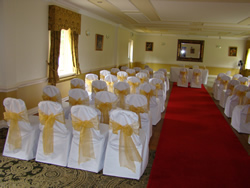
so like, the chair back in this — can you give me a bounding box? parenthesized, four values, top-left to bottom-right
(92, 80, 107, 93)
(140, 69, 150, 78)
(238, 77, 248, 86)
(114, 82, 130, 109)
(120, 66, 129, 71)
(133, 67, 141, 73)
(153, 72, 165, 83)
(104, 74, 118, 93)
(42, 85, 62, 104)
(232, 74, 243, 80)
(127, 76, 141, 94)
(95, 91, 118, 124)
(69, 89, 89, 106)
(110, 68, 120, 75)
(85, 74, 98, 93)
(126, 68, 136, 76)
(232, 85, 249, 105)
(117, 71, 128, 82)
(100, 70, 110, 81)
(136, 72, 148, 84)
(145, 67, 153, 78)
(70, 78, 85, 89)
(139, 83, 155, 109)
(220, 75, 231, 90)
(158, 68, 167, 77)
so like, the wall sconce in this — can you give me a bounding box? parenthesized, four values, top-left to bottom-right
(85, 30, 90, 36)
(106, 34, 110, 39)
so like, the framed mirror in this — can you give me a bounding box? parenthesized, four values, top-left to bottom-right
(177, 39, 204, 62)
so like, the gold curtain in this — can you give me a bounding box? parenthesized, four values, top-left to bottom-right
(48, 5, 81, 85)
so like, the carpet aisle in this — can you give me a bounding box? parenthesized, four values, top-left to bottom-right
(147, 83, 250, 188)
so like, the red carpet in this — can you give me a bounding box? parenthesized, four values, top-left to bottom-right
(147, 84, 250, 188)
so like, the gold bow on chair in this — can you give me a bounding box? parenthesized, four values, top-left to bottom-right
(139, 77, 147, 84)
(180, 71, 187, 85)
(236, 91, 247, 105)
(85, 78, 93, 92)
(140, 89, 154, 110)
(154, 83, 162, 98)
(227, 85, 235, 96)
(117, 75, 127, 82)
(92, 86, 106, 94)
(69, 96, 89, 106)
(42, 93, 58, 102)
(106, 81, 114, 93)
(193, 72, 201, 85)
(109, 120, 142, 173)
(4, 110, 29, 150)
(221, 80, 229, 90)
(129, 105, 148, 128)
(71, 115, 99, 164)
(240, 81, 248, 86)
(70, 83, 82, 89)
(127, 81, 139, 94)
(100, 74, 105, 80)
(127, 72, 135, 76)
(115, 88, 129, 109)
(95, 99, 114, 124)
(39, 110, 65, 155)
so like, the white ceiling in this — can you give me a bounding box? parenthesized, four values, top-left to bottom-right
(54, 0, 250, 38)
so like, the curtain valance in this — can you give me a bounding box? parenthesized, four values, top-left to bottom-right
(49, 5, 81, 34)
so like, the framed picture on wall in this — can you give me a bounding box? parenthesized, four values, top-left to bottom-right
(96, 34, 104, 51)
(146, 42, 153, 51)
(228, 46, 237, 56)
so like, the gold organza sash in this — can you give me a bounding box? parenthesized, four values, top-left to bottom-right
(85, 78, 93, 92)
(154, 83, 162, 98)
(240, 81, 248, 86)
(221, 80, 229, 90)
(139, 77, 147, 84)
(129, 105, 148, 128)
(127, 81, 139, 94)
(42, 92, 59, 103)
(109, 120, 142, 173)
(180, 71, 187, 84)
(236, 91, 246, 105)
(115, 88, 129, 109)
(95, 99, 114, 123)
(69, 96, 89, 106)
(193, 72, 201, 84)
(106, 81, 114, 93)
(4, 110, 29, 150)
(127, 72, 135, 76)
(227, 85, 235, 96)
(70, 83, 82, 89)
(117, 75, 127, 82)
(100, 74, 105, 80)
(71, 115, 99, 164)
(140, 90, 154, 109)
(92, 87, 106, 94)
(39, 110, 65, 155)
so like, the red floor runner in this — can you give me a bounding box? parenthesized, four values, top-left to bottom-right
(147, 84, 250, 188)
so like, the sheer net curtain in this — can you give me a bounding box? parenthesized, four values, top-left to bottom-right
(48, 5, 81, 85)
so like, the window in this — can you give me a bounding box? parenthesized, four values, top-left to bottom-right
(58, 29, 74, 77)
(245, 48, 250, 69)
(128, 40, 133, 63)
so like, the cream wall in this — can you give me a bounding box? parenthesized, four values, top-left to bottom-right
(133, 34, 246, 69)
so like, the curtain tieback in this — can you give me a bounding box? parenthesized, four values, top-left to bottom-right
(39, 110, 65, 155)
(4, 110, 29, 150)
(71, 115, 99, 164)
(109, 120, 142, 173)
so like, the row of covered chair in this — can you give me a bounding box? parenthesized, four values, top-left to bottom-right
(212, 73, 250, 145)
(3, 97, 149, 179)
(177, 68, 203, 88)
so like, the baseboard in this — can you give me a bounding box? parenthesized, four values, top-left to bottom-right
(0, 120, 8, 129)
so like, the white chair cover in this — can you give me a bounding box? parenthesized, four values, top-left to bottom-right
(232, 74, 243, 80)
(70, 78, 85, 89)
(67, 105, 109, 172)
(139, 83, 161, 125)
(111, 68, 120, 75)
(125, 94, 152, 143)
(126, 69, 136, 76)
(150, 78, 165, 112)
(133, 67, 141, 73)
(219, 80, 240, 108)
(136, 72, 149, 84)
(238, 77, 248, 86)
(231, 92, 250, 134)
(140, 69, 150, 78)
(64, 89, 89, 119)
(91, 80, 107, 105)
(35, 101, 72, 166)
(85, 73, 98, 93)
(42, 85, 62, 104)
(224, 85, 249, 118)
(3, 98, 40, 160)
(103, 109, 149, 180)
(120, 66, 129, 71)
(158, 68, 170, 90)
(190, 69, 203, 88)
(127, 76, 141, 94)
(145, 67, 153, 78)
(177, 68, 189, 87)
(225, 71, 231, 76)
(214, 75, 231, 100)
(117, 71, 128, 82)
(95, 91, 118, 124)
(100, 70, 110, 81)
(104, 74, 118, 93)
(193, 65, 199, 69)
(213, 73, 226, 97)
(154, 72, 168, 93)
(114, 82, 130, 109)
